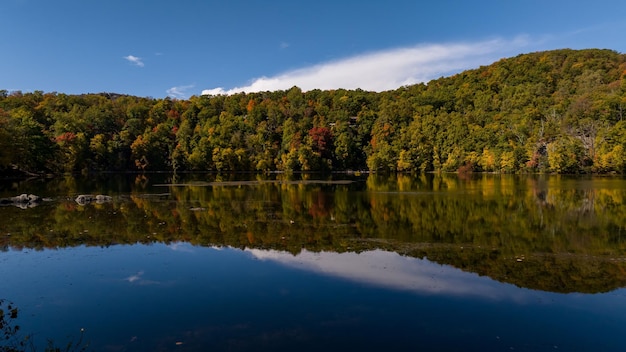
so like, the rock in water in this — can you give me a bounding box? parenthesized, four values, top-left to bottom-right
(10, 194, 29, 203)
(75, 195, 94, 205)
(95, 195, 112, 203)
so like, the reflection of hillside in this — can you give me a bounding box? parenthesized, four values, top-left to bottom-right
(1, 174, 626, 294)
(347, 239, 626, 294)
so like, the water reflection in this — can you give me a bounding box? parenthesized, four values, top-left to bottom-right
(1, 173, 626, 294)
(2, 243, 626, 352)
(248, 248, 538, 302)
(3, 172, 626, 350)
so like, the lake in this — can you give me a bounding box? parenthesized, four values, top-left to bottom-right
(1, 173, 626, 351)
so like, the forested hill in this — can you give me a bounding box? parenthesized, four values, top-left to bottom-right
(1, 48, 625, 175)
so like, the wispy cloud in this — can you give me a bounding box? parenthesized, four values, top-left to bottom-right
(202, 36, 531, 95)
(167, 84, 195, 99)
(124, 55, 145, 67)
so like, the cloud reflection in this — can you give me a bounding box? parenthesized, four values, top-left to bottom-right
(167, 242, 195, 252)
(125, 270, 144, 283)
(124, 270, 161, 285)
(247, 249, 538, 302)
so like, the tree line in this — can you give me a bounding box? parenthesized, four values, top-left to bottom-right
(1, 48, 625, 175)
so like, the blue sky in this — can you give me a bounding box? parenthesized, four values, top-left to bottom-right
(2, 0, 625, 99)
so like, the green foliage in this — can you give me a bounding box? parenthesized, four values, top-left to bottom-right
(1, 49, 626, 175)
(0, 111, 15, 169)
(547, 136, 586, 173)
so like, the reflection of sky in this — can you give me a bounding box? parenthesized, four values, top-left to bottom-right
(247, 248, 543, 302)
(167, 242, 196, 252)
(3, 243, 626, 351)
(123, 270, 164, 285)
(125, 270, 144, 283)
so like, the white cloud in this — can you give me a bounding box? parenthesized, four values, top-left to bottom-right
(124, 55, 144, 67)
(201, 87, 229, 96)
(167, 84, 195, 99)
(201, 36, 531, 95)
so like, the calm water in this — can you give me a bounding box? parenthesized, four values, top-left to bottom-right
(1, 173, 626, 351)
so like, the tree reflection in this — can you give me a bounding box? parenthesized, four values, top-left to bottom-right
(0, 300, 88, 352)
(1, 173, 626, 293)
(0, 299, 26, 352)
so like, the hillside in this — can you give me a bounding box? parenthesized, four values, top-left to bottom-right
(1, 48, 625, 175)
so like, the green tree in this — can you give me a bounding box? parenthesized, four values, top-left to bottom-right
(547, 136, 585, 173)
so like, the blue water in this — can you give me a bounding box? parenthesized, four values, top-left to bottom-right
(2, 243, 626, 351)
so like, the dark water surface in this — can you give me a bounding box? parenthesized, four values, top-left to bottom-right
(1, 173, 626, 351)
